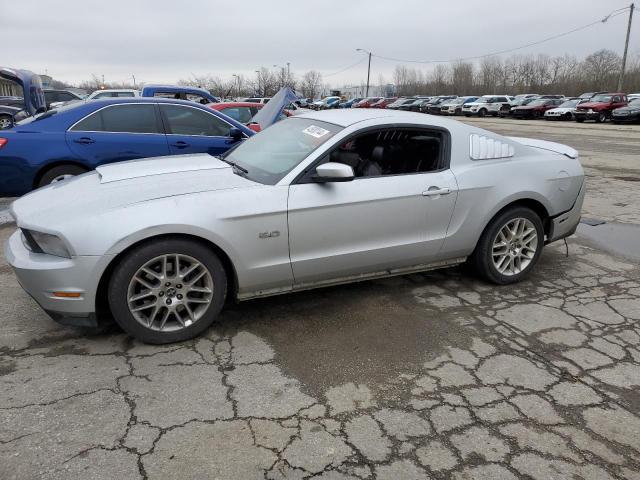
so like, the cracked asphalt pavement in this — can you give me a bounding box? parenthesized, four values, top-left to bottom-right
(1, 119, 640, 479)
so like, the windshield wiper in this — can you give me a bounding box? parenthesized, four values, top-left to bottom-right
(219, 157, 248, 174)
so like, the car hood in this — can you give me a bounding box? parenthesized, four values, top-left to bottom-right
(546, 107, 574, 113)
(576, 102, 607, 109)
(11, 154, 259, 231)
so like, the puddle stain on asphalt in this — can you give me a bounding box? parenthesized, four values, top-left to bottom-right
(220, 275, 472, 397)
(577, 222, 640, 261)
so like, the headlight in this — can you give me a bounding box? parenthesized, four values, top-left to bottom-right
(588, 109, 594, 113)
(21, 229, 71, 258)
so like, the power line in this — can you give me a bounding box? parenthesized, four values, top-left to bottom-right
(322, 57, 366, 77)
(371, 6, 631, 65)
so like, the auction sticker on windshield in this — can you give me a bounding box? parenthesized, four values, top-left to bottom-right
(302, 125, 330, 138)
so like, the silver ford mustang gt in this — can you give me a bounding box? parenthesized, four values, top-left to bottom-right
(6, 110, 584, 343)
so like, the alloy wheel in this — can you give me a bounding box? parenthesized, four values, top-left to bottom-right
(127, 254, 214, 332)
(0, 116, 11, 129)
(51, 174, 75, 183)
(491, 218, 538, 276)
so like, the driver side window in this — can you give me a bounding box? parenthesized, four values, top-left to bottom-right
(313, 128, 447, 181)
(161, 104, 231, 136)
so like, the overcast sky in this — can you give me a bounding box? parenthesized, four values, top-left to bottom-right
(2, 0, 638, 87)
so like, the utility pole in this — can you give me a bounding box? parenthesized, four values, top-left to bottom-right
(286, 62, 290, 87)
(356, 49, 372, 96)
(618, 3, 635, 91)
(132, 74, 136, 88)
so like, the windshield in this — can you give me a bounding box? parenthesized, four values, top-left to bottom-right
(222, 118, 342, 185)
(16, 100, 81, 125)
(591, 95, 613, 102)
(527, 100, 546, 106)
(558, 100, 579, 108)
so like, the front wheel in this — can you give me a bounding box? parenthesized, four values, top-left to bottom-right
(596, 112, 607, 123)
(108, 238, 227, 343)
(478, 108, 487, 118)
(469, 207, 544, 284)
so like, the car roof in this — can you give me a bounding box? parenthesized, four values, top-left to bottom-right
(296, 108, 464, 128)
(209, 102, 263, 109)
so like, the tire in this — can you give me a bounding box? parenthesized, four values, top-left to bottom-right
(576, 118, 584, 123)
(596, 112, 607, 123)
(0, 114, 12, 130)
(38, 164, 88, 188)
(564, 112, 573, 121)
(469, 206, 544, 285)
(478, 108, 487, 118)
(108, 238, 227, 343)
(464, 113, 471, 117)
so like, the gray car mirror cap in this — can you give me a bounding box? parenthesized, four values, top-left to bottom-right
(313, 162, 355, 183)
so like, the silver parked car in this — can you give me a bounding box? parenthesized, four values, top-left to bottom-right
(6, 110, 585, 343)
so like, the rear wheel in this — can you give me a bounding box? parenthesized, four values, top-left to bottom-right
(470, 207, 544, 285)
(108, 238, 227, 343)
(38, 164, 88, 188)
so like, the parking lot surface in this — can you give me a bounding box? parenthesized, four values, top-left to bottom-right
(1, 119, 640, 479)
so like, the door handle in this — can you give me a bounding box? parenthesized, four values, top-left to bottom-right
(170, 141, 189, 148)
(73, 137, 95, 144)
(423, 187, 451, 197)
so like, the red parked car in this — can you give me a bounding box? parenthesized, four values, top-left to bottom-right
(353, 97, 382, 108)
(208, 102, 289, 132)
(370, 97, 398, 109)
(511, 98, 564, 119)
(574, 93, 628, 123)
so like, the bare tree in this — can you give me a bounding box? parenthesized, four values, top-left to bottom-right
(583, 49, 621, 90)
(300, 70, 323, 99)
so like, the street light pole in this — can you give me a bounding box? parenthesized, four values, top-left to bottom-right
(618, 3, 635, 91)
(255, 70, 261, 96)
(356, 49, 372, 97)
(232, 74, 240, 99)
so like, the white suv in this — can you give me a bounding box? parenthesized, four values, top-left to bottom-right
(462, 95, 514, 117)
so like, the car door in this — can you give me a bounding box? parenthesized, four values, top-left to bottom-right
(287, 128, 459, 285)
(160, 104, 240, 156)
(66, 103, 170, 166)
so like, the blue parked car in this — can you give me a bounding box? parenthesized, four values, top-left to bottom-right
(0, 67, 47, 129)
(141, 85, 220, 104)
(0, 98, 253, 196)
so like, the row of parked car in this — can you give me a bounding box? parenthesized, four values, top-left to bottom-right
(311, 91, 640, 124)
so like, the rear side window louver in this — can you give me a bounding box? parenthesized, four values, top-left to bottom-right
(469, 134, 514, 160)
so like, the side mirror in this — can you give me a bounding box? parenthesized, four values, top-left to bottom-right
(247, 122, 261, 133)
(312, 162, 355, 183)
(228, 127, 244, 141)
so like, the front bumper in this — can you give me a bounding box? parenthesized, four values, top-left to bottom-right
(574, 111, 599, 121)
(5, 230, 109, 327)
(547, 181, 586, 243)
(612, 113, 640, 123)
